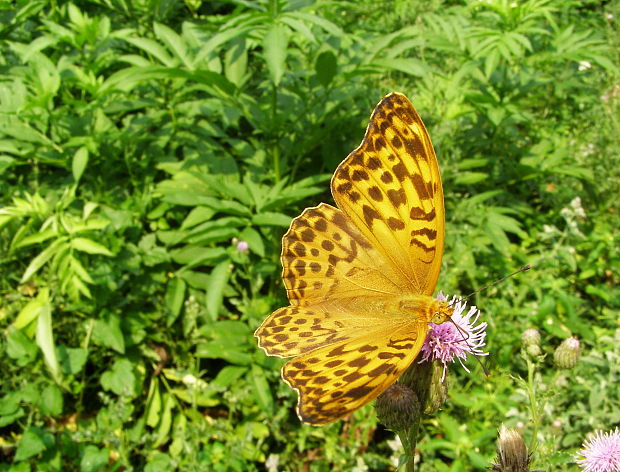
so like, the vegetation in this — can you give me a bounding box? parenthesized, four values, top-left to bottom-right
(0, 0, 618, 470)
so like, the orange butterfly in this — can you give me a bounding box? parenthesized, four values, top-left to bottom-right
(255, 93, 452, 425)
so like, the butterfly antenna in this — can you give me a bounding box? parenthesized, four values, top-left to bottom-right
(449, 318, 490, 377)
(464, 265, 532, 300)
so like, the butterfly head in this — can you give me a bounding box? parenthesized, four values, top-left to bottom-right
(430, 299, 454, 325)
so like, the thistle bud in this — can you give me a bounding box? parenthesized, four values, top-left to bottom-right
(489, 425, 531, 471)
(521, 329, 541, 346)
(375, 383, 420, 431)
(553, 337, 580, 369)
(526, 344, 542, 358)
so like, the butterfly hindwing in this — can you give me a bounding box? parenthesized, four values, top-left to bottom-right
(282, 321, 428, 425)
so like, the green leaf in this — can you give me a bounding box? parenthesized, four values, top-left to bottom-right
(315, 50, 337, 87)
(20, 237, 69, 283)
(123, 37, 176, 66)
(101, 358, 137, 397)
(206, 261, 230, 320)
(211, 366, 248, 388)
(39, 384, 63, 416)
(13, 294, 45, 329)
(165, 277, 186, 326)
(0, 407, 25, 428)
(12, 229, 57, 249)
(72, 146, 89, 182)
(196, 343, 252, 365)
(14, 427, 48, 461)
(239, 227, 265, 257)
(178, 270, 211, 289)
(93, 312, 125, 354)
(0, 392, 23, 416)
(154, 22, 190, 68)
(35, 290, 60, 382)
(6, 326, 37, 364)
(484, 219, 510, 254)
(252, 212, 292, 227)
(263, 23, 288, 85)
(98, 66, 234, 96)
(169, 246, 227, 266)
(57, 345, 88, 375)
(454, 171, 488, 185)
(80, 445, 109, 472)
(71, 237, 113, 256)
(145, 378, 162, 427)
(372, 57, 430, 77)
(153, 393, 174, 447)
(144, 453, 173, 472)
(224, 37, 248, 87)
(250, 364, 274, 415)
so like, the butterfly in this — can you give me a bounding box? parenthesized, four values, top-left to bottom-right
(255, 92, 453, 426)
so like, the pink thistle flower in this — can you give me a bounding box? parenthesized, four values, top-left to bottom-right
(419, 292, 488, 379)
(576, 428, 620, 472)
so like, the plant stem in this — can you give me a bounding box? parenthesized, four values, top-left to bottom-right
(400, 414, 422, 472)
(396, 359, 435, 471)
(526, 357, 541, 454)
(271, 83, 280, 182)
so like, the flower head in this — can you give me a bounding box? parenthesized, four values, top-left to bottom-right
(375, 383, 420, 431)
(490, 425, 531, 472)
(576, 428, 620, 472)
(420, 292, 488, 378)
(236, 240, 249, 253)
(521, 328, 541, 346)
(554, 337, 581, 369)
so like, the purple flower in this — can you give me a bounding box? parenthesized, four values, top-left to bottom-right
(419, 292, 488, 379)
(576, 428, 620, 472)
(236, 240, 249, 253)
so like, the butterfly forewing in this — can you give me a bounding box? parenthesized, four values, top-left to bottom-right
(331, 93, 445, 296)
(279, 203, 411, 305)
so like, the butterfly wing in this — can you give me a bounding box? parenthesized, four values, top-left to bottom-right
(281, 320, 428, 425)
(280, 203, 411, 305)
(331, 92, 445, 296)
(255, 202, 415, 358)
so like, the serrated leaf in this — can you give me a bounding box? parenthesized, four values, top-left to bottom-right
(263, 23, 288, 85)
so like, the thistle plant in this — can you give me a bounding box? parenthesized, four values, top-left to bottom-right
(376, 294, 488, 471)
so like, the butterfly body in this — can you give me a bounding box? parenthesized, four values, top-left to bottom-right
(255, 93, 449, 425)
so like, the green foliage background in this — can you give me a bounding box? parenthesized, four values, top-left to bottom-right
(0, 0, 618, 470)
